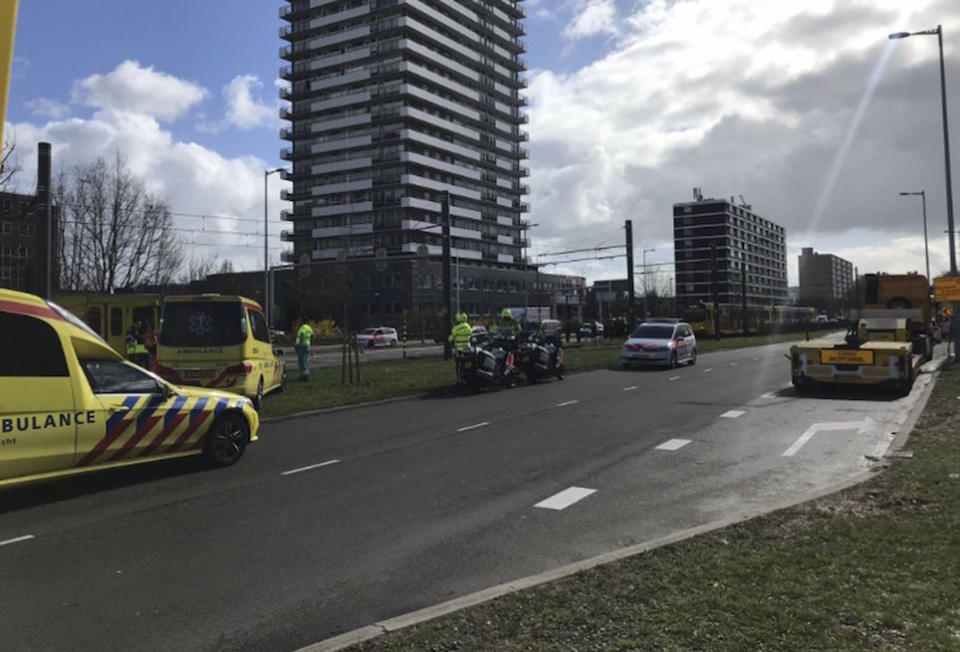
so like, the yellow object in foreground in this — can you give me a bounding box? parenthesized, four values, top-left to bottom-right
(0, 0, 18, 145)
(0, 289, 259, 489)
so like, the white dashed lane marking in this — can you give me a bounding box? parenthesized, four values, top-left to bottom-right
(669, 376, 681, 382)
(721, 410, 746, 419)
(281, 459, 341, 476)
(457, 422, 490, 432)
(703, 368, 713, 374)
(730, 362, 739, 367)
(622, 386, 638, 391)
(534, 487, 597, 511)
(655, 438, 691, 451)
(556, 400, 580, 408)
(0, 535, 35, 548)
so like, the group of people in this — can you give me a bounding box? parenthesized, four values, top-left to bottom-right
(448, 309, 519, 353)
(290, 310, 521, 384)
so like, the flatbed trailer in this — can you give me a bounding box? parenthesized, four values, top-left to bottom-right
(790, 334, 923, 395)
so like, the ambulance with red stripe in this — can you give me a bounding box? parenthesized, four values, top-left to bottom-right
(155, 295, 285, 409)
(0, 289, 259, 489)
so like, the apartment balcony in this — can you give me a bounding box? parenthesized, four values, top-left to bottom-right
(517, 93, 528, 106)
(518, 238, 529, 248)
(280, 106, 291, 120)
(280, 230, 296, 242)
(279, 45, 292, 59)
(517, 147, 530, 159)
(279, 147, 293, 161)
(517, 165, 530, 177)
(514, 183, 530, 194)
(518, 113, 529, 124)
(281, 250, 296, 263)
(279, 25, 292, 39)
(517, 131, 529, 142)
(279, 169, 294, 181)
(519, 219, 533, 229)
(281, 188, 311, 202)
(279, 127, 293, 140)
(279, 65, 292, 80)
(278, 86, 292, 100)
(279, 5, 290, 19)
(516, 202, 531, 212)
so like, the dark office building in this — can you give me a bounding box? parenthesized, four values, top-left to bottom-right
(798, 247, 854, 311)
(674, 194, 788, 308)
(0, 143, 58, 296)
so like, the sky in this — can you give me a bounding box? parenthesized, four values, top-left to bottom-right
(4, 0, 960, 288)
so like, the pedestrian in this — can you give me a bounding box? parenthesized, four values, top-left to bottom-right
(295, 316, 314, 381)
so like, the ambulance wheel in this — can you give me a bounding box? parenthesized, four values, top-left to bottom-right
(204, 412, 249, 467)
(253, 377, 264, 411)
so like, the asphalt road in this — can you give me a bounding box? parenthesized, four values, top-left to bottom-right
(0, 339, 937, 651)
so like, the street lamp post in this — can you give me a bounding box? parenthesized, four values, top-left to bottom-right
(264, 167, 285, 327)
(899, 191, 931, 283)
(890, 25, 957, 354)
(642, 248, 655, 319)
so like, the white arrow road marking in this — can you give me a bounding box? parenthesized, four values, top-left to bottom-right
(783, 418, 876, 457)
(457, 422, 489, 432)
(655, 438, 691, 451)
(282, 459, 341, 476)
(535, 487, 597, 511)
(0, 535, 34, 547)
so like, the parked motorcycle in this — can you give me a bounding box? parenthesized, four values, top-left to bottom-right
(516, 333, 564, 383)
(457, 335, 520, 392)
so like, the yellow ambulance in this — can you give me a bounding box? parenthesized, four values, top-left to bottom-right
(0, 289, 259, 489)
(155, 295, 285, 410)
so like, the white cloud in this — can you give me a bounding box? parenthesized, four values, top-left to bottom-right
(73, 60, 207, 122)
(24, 98, 70, 120)
(564, 0, 618, 39)
(223, 74, 277, 130)
(525, 0, 960, 286)
(8, 63, 289, 271)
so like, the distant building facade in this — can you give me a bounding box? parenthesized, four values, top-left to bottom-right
(673, 194, 788, 308)
(797, 247, 854, 311)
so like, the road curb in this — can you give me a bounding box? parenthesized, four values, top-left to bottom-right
(294, 473, 877, 652)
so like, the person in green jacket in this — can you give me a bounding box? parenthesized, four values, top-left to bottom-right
(449, 312, 473, 353)
(295, 317, 314, 381)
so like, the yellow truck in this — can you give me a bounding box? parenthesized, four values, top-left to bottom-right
(789, 273, 932, 395)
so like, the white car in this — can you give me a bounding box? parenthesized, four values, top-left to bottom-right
(356, 327, 399, 348)
(621, 321, 697, 369)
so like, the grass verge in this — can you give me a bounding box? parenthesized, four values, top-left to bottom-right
(352, 363, 960, 651)
(262, 332, 809, 419)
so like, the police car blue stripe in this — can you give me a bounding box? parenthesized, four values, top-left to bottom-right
(213, 398, 229, 416)
(136, 395, 167, 433)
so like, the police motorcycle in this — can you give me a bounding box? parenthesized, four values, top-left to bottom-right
(456, 332, 520, 392)
(515, 328, 565, 383)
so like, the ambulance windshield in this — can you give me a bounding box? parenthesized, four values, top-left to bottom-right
(159, 301, 245, 348)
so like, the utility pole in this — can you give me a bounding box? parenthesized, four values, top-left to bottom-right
(625, 219, 636, 329)
(37, 142, 52, 298)
(441, 191, 452, 360)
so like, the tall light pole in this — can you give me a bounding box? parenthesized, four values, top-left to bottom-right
(890, 27, 955, 271)
(642, 247, 655, 319)
(899, 191, 930, 283)
(264, 167, 285, 327)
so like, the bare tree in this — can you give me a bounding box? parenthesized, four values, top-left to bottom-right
(182, 253, 222, 283)
(0, 139, 22, 191)
(58, 152, 182, 291)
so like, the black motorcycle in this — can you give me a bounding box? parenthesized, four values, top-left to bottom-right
(516, 332, 564, 383)
(457, 335, 520, 392)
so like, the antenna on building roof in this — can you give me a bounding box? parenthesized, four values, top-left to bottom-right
(693, 187, 703, 201)
(739, 194, 752, 210)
